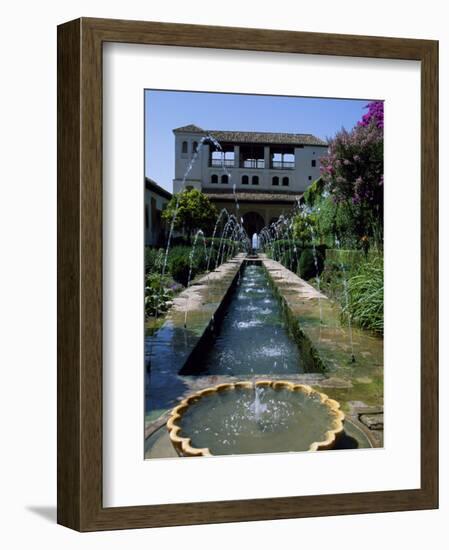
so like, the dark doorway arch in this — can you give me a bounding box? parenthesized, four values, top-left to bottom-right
(242, 211, 265, 236)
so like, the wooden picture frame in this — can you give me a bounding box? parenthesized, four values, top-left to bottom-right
(57, 17, 438, 531)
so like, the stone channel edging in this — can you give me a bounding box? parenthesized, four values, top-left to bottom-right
(260, 254, 383, 376)
(145, 254, 245, 369)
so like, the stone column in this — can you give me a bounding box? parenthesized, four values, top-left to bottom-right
(264, 146, 270, 169)
(203, 144, 210, 167)
(234, 144, 240, 168)
(202, 144, 210, 188)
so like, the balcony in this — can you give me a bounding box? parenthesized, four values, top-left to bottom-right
(242, 159, 265, 169)
(209, 159, 295, 170)
(209, 154, 295, 170)
(271, 161, 295, 170)
(210, 158, 235, 167)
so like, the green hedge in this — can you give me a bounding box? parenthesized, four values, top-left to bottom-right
(168, 246, 205, 286)
(145, 239, 240, 289)
(299, 248, 324, 280)
(266, 240, 326, 277)
(324, 249, 366, 270)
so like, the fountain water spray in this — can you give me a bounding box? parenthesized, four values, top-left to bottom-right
(216, 215, 237, 269)
(184, 229, 209, 328)
(155, 133, 244, 319)
(156, 135, 212, 318)
(335, 235, 355, 363)
(309, 225, 323, 323)
(206, 208, 230, 272)
(251, 384, 267, 422)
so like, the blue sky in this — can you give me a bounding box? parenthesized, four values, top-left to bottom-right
(145, 90, 370, 192)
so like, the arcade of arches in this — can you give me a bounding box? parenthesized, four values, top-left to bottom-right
(242, 212, 265, 236)
(204, 196, 298, 237)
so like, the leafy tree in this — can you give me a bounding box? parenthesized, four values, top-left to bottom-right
(162, 188, 218, 240)
(303, 177, 326, 207)
(292, 210, 317, 245)
(314, 196, 357, 248)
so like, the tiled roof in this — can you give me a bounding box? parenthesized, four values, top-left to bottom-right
(145, 177, 172, 200)
(204, 191, 303, 203)
(173, 124, 327, 147)
(173, 124, 204, 133)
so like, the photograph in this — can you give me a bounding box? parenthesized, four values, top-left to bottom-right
(0, 0, 442, 539)
(144, 90, 384, 459)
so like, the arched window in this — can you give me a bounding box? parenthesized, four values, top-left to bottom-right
(211, 174, 218, 184)
(221, 174, 229, 184)
(272, 176, 279, 186)
(252, 175, 259, 185)
(282, 177, 289, 186)
(242, 175, 249, 185)
(192, 141, 198, 155)
(182, 141, 188, 154)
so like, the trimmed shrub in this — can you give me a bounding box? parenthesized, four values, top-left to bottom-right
(170, 258, 190, 286)
(168, 246, 193, 286)
(267, 240, 327, 277)
(168, 245, 208, 286)
(280, 245, 301, 273)
(298, 248, 324, 280)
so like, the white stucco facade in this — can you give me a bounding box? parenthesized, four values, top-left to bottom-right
(172, 125, 328, 195)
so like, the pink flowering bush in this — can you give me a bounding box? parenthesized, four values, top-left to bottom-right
(319, 101, 384, 245)
(358, 100, 384, 129)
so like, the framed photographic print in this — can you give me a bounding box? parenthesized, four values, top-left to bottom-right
(57, 17, 438, 531)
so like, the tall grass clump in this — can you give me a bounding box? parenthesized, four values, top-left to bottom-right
(344, 255, 383, 334)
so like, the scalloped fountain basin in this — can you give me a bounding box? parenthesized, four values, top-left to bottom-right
(167, 381, 344, 457)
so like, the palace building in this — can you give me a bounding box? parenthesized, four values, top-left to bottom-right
(172, 124, 328, 235)
(144, 177, 172, 246)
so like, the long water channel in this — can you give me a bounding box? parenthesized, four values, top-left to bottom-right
(185, 263, 304, 376)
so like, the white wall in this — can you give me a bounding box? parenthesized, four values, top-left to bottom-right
(295, 145, 327, 190)
(174, 131, 204, 185)
(0, 1, 447, 549)
(174, 128, 327, 193)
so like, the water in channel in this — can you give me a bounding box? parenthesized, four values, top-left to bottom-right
(193, 264, 303, 375)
